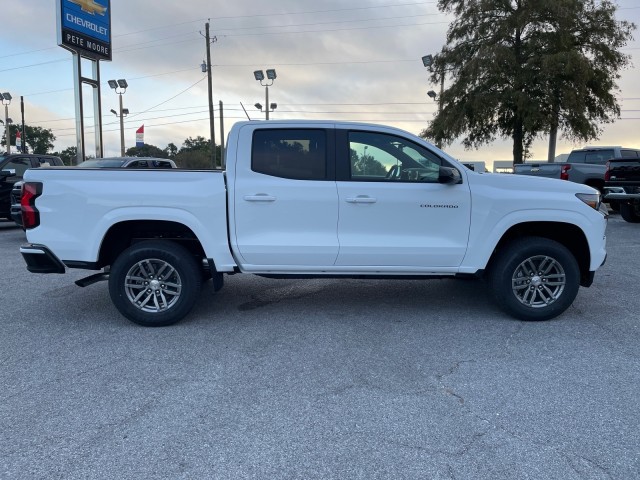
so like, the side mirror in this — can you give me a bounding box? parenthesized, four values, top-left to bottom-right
(0, 169, 16, 180)
(438, 166, 462, 184)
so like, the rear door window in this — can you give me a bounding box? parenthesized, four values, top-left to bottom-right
(252, 129, 327, 180)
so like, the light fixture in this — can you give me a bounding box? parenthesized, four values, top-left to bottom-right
(201, 61, 208, 73)
(117, 79, 128, 89)
(122, 108, 129, 115)
(108, 80, 118, 89)
(253, 68, 277, 120)
(110, 109, 117, 115)
(422, 55, 434, 68)
(427, 90, 437, 100)
(2, 92, 12, 101)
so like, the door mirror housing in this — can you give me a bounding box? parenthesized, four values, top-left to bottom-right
(438, 166, 461, 184)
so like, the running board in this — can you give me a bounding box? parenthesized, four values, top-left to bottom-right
(75, 272, 110, 287)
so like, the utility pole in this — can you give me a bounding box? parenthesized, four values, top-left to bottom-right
(21, 96, 26, 153)
(204, 22, 217, 168)
(219, 100, 225, 166)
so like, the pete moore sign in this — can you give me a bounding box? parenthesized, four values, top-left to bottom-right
(57, 0, 112, 61)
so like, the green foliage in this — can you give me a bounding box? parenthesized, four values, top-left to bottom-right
(125, 143, 168, 158)
(422, 0, 636, 163)
(350, 149, 387, 176)
(180, 136, 211, 153)
(164, 143, 178, 158)
(174, 150, 212, 169)
(53, 146, 77, 165)
(176, 136, 222, 168)
(2, 124, 56, 154)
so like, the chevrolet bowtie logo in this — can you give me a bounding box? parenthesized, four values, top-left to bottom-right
(69, 0, 107, 15)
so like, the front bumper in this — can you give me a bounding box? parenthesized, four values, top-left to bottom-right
(20, 244, 66, 274)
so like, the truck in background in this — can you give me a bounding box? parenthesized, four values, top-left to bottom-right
(513, 147, 640, 208)
(604, 157, 640, 223)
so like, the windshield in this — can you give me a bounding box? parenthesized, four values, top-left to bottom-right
(78, 159, 127, 168)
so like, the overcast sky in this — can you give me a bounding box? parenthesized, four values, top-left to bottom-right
(1, 0, 639, 166)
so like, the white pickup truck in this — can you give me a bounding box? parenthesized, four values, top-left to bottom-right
(20, 121, 608, 326)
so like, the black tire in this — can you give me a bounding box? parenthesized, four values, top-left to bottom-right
(488, 237, 580, 321)
(109, 240, 202, 327)
(608, 200, 620, 212)
(619, 202, 640, 223)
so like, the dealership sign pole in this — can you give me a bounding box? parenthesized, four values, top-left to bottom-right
(56, 0, 111, 164)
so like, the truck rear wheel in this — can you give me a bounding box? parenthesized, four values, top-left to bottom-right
(619, 202, 640, 223)
(488, 237, 580, 321)
(109, 240, 202, 327)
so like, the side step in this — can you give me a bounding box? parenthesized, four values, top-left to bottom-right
(75, 271, 109, 287)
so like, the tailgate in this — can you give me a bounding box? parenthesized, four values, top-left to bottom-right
(513, 163, 562, 179)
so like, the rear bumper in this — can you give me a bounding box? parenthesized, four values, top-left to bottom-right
(20, 244, 66, 274)
(604, 192, 640, 201)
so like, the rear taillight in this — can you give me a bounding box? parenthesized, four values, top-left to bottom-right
(21, 182, 42, 229)
(604, 161, 611, 181)
(560, 164, 571, 181)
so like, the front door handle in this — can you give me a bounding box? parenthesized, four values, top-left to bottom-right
(345, 196, 377, 204)
(244, 194, 276, 202)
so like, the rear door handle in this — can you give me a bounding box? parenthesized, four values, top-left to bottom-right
(244, 194, 276, 202)
(345, 196, 377, 204)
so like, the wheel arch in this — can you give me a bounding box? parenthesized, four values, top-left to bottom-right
(98, 220, 206, 269)
(486, 221, 592, 286)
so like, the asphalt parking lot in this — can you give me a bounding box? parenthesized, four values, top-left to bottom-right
(1, 214, 638, 479)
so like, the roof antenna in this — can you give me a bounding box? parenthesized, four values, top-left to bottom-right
(240, 102, 252, 120)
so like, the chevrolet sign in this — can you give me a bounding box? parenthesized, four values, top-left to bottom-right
(56, 0, 112, 60)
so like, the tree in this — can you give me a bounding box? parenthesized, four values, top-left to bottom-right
(350, 148, 387, 176)
(53, 146, 77, 165)
(164, 142, 178, 158)
(421, 0, 635, 164)
(180, 136, 211, 153)
(2, 124, 56, 154)
(174, 136, 222, 169)
(125, 143, 168, 158)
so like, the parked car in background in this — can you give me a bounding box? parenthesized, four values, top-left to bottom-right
(513, 147, 640, 207)
(1, 153, 64, 222)
(11, 156, 177, 227)
(77, 157, 177, 169)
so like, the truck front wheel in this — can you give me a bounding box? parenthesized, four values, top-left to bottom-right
(488, 237, 580, 321)
(619, 202, 640, 223)
(109, 240, 202, 327)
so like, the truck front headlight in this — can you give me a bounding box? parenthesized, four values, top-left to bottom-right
(575, 192, 601, 211)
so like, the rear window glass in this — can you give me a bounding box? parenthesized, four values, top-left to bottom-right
(252, 129, 326, 180)
(568, 150, 614, 164)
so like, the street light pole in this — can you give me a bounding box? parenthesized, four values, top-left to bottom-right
(1, 92, 12, 154)
(254, 69, 277, 120)
(118, 93, 125, 156)
(422, 54, 444, 148)
(108, 79, 128, 156)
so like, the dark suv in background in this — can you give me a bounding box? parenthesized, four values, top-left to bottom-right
(1, 153, 64, 223)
